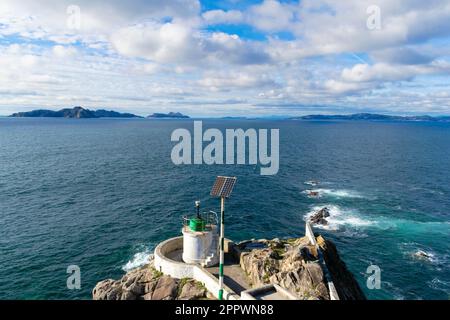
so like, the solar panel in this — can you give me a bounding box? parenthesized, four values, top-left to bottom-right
(210, 176, 237, 198)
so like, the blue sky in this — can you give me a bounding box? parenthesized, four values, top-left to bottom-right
(1, 0, 450, 116)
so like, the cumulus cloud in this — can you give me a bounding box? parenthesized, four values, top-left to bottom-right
(202, 10, 243, 25)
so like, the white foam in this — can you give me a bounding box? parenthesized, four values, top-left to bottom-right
(305, 204, 374, 231)
(122, 249, 154, 272)
(399, 242, 443, 265)
(428, 278, 450, 295)
(303, 188, 364, 199)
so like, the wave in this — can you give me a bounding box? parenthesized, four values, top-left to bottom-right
(305, 205, 375, 231)
(398, 242, 448, 266)
(122, 248, 154, 272)
(303, 188, 365, 199)
(304, 180, 320, 187)
(427, 278, 450, 295)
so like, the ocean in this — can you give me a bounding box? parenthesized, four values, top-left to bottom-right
(0, 118, 449, 300)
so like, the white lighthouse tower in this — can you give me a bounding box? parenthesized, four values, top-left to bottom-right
(182, 201, 219, 267)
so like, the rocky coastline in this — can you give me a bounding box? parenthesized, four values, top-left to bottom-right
(93, 235, 366, 300)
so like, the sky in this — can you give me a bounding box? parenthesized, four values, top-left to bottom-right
(1, 0, 450, 117)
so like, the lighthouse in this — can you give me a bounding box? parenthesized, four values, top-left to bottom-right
(182, 201, 219, 267)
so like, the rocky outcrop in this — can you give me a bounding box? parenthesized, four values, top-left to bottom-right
(309, 207, 330, 225)
(235, 236, 365, 300)
(92, 262, 208, 300)
(94, 235, 365, 300)
(316, 236, 366, 300)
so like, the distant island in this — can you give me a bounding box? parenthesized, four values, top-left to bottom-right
(147, 112, 190, 119)
(8, 109, 449, 122)
(290, 113, 450, 122)
(10, 107, 142, 119)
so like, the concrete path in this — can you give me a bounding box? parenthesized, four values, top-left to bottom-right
(205, 253, 251, 295)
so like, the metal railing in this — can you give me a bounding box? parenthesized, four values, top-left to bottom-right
(182, 211, 219, 230)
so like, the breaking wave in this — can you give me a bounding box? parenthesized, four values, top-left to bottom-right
(305, 204, 375, 231)
(398, 242, 448, 267)
(122, 248, 154, 272)
(303, 188, 365, 199)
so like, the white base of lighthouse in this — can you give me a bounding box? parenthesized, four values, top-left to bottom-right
(182, 225, 219, 267)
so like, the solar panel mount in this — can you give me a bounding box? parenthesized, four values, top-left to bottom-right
(210, 176, 237, 198)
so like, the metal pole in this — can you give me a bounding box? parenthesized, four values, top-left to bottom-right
(218, 196, 225, 300)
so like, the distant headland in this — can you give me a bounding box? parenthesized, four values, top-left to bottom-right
(290, 113, 450, 122)
(147, 112, 190, 119)
(7, 108, 450, 122)
(9, 107, 142, 119)
(9, 107, 191, 119)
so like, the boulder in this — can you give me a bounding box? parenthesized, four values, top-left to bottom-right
(150, 276, 179, 300)
(309, 207, 330, 225)
(237, 236, 365, 300)
(177, 280, 207, 300)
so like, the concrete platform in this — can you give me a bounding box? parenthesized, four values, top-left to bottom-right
(205, 252, 251, 295)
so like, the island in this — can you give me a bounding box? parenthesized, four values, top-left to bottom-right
(290, 113, 450, 122)
(9, 107, 142, 119)
(147, 112, 190, 119)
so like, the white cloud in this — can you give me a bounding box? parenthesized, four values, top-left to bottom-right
(202, 9, 243, 25)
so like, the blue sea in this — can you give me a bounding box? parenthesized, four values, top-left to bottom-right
(0, 118, 449, 300)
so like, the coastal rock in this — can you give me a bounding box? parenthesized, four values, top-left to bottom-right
(94, 235, 365, 300)
(236, 236, 365, 300)
(151, 276, 179, 300)
(309, 207, 330, 225)
(92, 264, 206, 300)
(237, 237, 330, 299)
(177, 280, 207, 300)
(316, 236, 366, 300)
(413, 250, 433, 262)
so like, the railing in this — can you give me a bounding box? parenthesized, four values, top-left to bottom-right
(183, 211, 219, 231)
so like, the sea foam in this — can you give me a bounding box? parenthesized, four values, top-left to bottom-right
(305, 205, 374, 231)
(122, 249, 154, 272)
(303, 188, 365, 199)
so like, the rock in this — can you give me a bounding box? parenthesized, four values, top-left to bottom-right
(316, 236, 366, 300)
(151, 276, 179, 300)
(128, 282, 145, 296)
(413, 250, 433, 261)
(309, 207, 330, 225)
(239, 237, 329, 299)
(121, 290, 137, 300)
(237, 236, 365, 300)
(92, 279, 117, 300)
(144, 280, 158, 294)
(92, 262, 208, 300)
(177, 280, 207, 300)
(93, 235, 365, 301)
(106, 286, 122, 300)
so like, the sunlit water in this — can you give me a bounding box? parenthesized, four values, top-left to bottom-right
(0, 118, 449, 299)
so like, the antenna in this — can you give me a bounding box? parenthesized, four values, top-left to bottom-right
(195, 200, 201, 219)
(210, 176, 237, 300)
